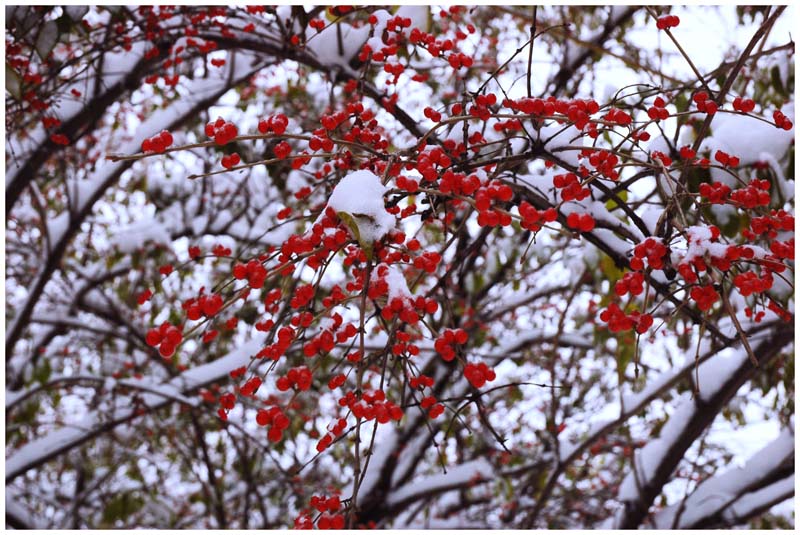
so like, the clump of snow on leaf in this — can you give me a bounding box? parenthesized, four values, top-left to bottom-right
(374, 263, 412, 300)
(327, 170, 395, 244)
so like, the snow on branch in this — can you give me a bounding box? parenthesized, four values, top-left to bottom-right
(612, 324, 793, 528)
(720, 475, 794, 527)
(653, 427, 794, 528)
(5, 336, 265, 482)
(387, 458, 494, 509)
(5, 53, 266, 358)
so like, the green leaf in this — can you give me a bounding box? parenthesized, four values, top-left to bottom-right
(6, 63, 22, 100)
(336, 210, 373, 260)
(336, 211, 361, 243)
(605, 189, 627, 212)
(770, 65, 786, 98)
(102, 493, 144, 525)
(34, 359, 52, 385)
(599, 253, 625, 283)
(35, 20, 60, 60)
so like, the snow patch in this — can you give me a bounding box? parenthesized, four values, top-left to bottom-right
(387, 458, 494, 506)
(327, 170, 395, 244)
(109, 216, 172, 253)
(619, 392, 696, 501)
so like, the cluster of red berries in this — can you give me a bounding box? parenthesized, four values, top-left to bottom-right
(378, 294, 425, 324)
(327, 373, 347, 390)
(464, 362, 496, 388)
(655, 14, 680, 30)
(218, 392, 236, 418)
(220, 152, 242, 169)
(315, 417, 348, 454)
(301, 318, 357, 357)
(603, 107, 633, 126)
(749, 209, 793, 238)
(439, 170, 481, 196)
(308, 132, 335, 152)
(475, 181, 513, 207)
(698, 182, 731, 204)
(276, 366, 313, 391)
(412, 251, 443, 273)
(630, 238, 668, 270)
(407, 21, 471, 59)
(255, 325, 295, 361)
(182, 293, 223, 320)
(145, 322, 183, 357)
(647, 96, 670, 121)
(141, 130, 173, 153)
(391, 330, 421, 356)
(420, 395, 445, 418)
(614, 271, 645, 297)
(309, 496, 345, 529)
(448, 52, 474, 70)
(554, 172, 590, 202)
(296, 496, 345, 529)
(566, 212, 596, 232)
(256, 406, 291, 442)
(679, 145, 697, 160)
(258, 113, 289, 135)
(677, 257, 708, 284)
(518, 201, 557, 232)
(434, 328, 469, 361)
(504, 96, 554, 116)
(599, 303, 653, 334)
(733, 271, 773, 297)
(730, 179, 771, 209)
(202, 329, 218, 345)
(302, 329, 337, 357)
(562, 99, 600, 130)
(308, 18, 326, 32)
(692, 91, 718, 115)
(239, 376, 262, 397)
(137, 288, 153, 305)
(319, 110, 351, 131)
(714, 150, 739, 167)
(772, 110, 793, 130)
(732, 96, 756, 113)
(651, 150, 673, 167)
(220, 153, 240, 169)
(706, 244, 755, 271)
(395, 174, 420, 193)
(409, 374, 435, 390)
(50, 133, 70, 145)
(584, 149, 620, 180)
(423, 106, 442, 122)
(290, 284, 315, 309)
(769, 238, 793, 260)
(416, 146, 452, 182)
(744, 307, 767, 323)
(42, 116, 61, 129)
(233, 259, 267, 288)
(475, 183, 514, 227)
(468, 92, 497, 121)
(383, 61, 405, 84)
(690, 284, 719, 312)
(341, 389, 403, 424)
(205, 117, 238, 145)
